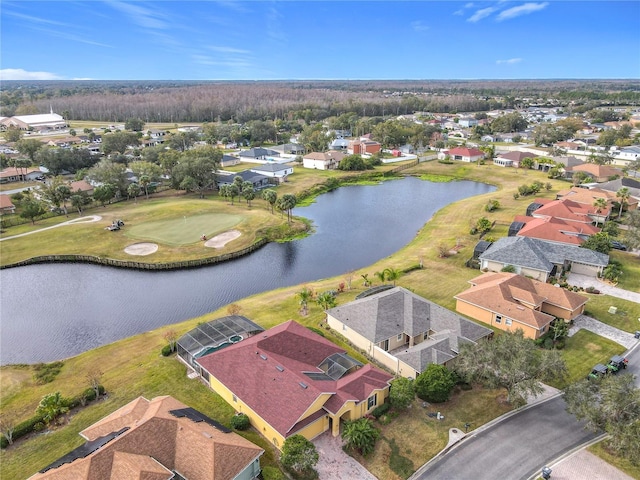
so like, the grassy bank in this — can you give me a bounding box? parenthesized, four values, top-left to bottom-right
(0, 162, 630, 477)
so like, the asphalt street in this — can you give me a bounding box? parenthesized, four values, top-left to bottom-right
(412, 396, 597, 480)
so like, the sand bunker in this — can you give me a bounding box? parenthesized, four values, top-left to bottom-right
(124, 243, 159, 256)
(204, 230, 241, 249)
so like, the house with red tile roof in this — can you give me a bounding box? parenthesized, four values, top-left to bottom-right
(348, 138, 381, 155)
(455, 272, 588, 339)
(0, 194, 16, 215)
(512, 215, 600, 246)
(29, 395, 263, 480)
(196, 320, 392, 449)
(438, 147, 484, 163)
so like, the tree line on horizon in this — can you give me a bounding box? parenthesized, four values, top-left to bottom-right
(1, 79, 639, 123)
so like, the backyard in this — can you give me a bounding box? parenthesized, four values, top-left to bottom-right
(1, 161, 637, 478)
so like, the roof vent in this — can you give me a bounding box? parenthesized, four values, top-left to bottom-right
(276, 365, 284, 372)
(299, 382, 308, 389)
(260, 354, 267, 360)
(202, 432, 212, 439)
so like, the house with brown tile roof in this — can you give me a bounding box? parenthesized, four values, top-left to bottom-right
(69, 179, 94, 195)
(565, 163, 623, 183)
(455, 272, 588, 339)
(325, 287, 491, 379)
(494, 150, 536, 168)
(196, 320, 392, 449)
(0, 166, 43, 183)
(29, 395, 263, 480)
(556, 186, 638, 211)
(302, 151, 346, 170)
(438, 146, 484, 163)
(530, 198, 609, 225)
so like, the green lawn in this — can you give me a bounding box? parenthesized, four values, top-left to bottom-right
(588, 440, 640, 479)
(553, 330, 626, 388)
(2, 163, 637, 477)
(609, 250, 640, 292)
(126, 213, 243, 246)
(583, 295, 640, 334)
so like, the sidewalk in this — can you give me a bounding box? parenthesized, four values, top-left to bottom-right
(545, 449, 634, 480)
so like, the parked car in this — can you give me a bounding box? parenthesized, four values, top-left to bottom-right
(608, 355, 628, 373)
(588, 363, 609, 380)
(611, 240, 627, 251)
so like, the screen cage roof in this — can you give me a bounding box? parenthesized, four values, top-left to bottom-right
(177, 315, 264, 359)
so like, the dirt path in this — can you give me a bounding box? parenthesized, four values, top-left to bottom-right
(0, 215, 102, 242)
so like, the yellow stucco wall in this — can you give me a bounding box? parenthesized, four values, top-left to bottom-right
(456, 299, 541, 339)
(543, 302, 583, 320)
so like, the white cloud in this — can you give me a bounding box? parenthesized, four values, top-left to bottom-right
(497, 2, 549, 21)
(496, 58, 523, 64)
(468, 7, 497, 22)
(207, 46, 251, 54)
(0, 68, 64, 80)
(411, 21, 429, 32)
(4, 11, 70, 27)
(107, 0, 169, 29)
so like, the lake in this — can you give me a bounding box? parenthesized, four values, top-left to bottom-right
(0, 177, 495, 364)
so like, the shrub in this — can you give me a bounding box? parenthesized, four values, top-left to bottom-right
(371, 403, 390, 419)
(513, 193, 520, 200)
(554, 339, 566, 350)
(161, 345, 173, 356)
(307, 327, 325, 337)
(415, 364, 456, 403)
(543, 337, 554, 350)
(230, 413, 250, 430)
(33, 361, 65, 385)
(33, 422, 46, 432)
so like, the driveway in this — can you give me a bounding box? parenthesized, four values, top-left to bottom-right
(567, 273, 640, 302)
(313, 432, 376, 480)
(568, 314, 639, 349)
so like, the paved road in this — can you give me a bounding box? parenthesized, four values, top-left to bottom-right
(411, 396, 597, 480)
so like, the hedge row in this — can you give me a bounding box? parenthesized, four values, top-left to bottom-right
(0, 385, 105, 449)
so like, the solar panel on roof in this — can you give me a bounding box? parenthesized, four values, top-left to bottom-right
(169, 408, 231, 433)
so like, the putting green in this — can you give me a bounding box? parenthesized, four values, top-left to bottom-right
(125, 213, 243, 246)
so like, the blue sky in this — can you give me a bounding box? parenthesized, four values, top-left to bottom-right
(1, 1, 639, 80)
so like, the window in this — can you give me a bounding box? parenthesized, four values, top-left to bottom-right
(495, 315, 502, 324)
(342, 324, 347, 331)
(232, 394, 237, 403)
(367, 394, 377, 410)
(505, 318, 512, 326)
(397, 333, 403, 342)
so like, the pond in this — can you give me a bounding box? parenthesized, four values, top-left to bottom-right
(0, 177, 495, 364)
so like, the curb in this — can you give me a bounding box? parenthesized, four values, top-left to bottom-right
(408, 391, 563, 480)
(525, 434, 608, 480)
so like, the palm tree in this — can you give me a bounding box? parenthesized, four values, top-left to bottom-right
(616, 187, 630, 220)
(593, 197, 607, 227)
(316, 291, 337, 311)
(342, 418, 380, 456)
(262, 189, 277, 214)
(374, 271, 386, 284)
(383, 267, 401, 286)
(139, 174, 150, 200)
(36, 392, 69, 426)
(297, 286, 313, 316)
(277, 194, 297, 223)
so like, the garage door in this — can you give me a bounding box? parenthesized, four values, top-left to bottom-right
(571, 262, 598, 276)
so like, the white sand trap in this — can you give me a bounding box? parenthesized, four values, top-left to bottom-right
(124, 243, 158, 256)
(204, 230, 241, 249)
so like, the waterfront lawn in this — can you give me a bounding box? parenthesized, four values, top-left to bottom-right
(582, 294, 640, 334)
(0, 322, 281, 479)
(126, 212, 243, 246)
(552, 329, 626, 388)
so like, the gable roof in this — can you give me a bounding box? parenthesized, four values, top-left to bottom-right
(456, 272, 588, 329)
(514, 215, 599, 246)
(448, 146, 484, 157)
(326, 287, 491, 372)
(31, 396, 263, 480)
(480, 236, 609, 271)
(567, 163, 623, 178)
(250, 163, 291, 173)
(196, 321, 391, 438)
(0, 194, 15, 210)
(497, 151, 536, 162)
(532, 198, 608, 222)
